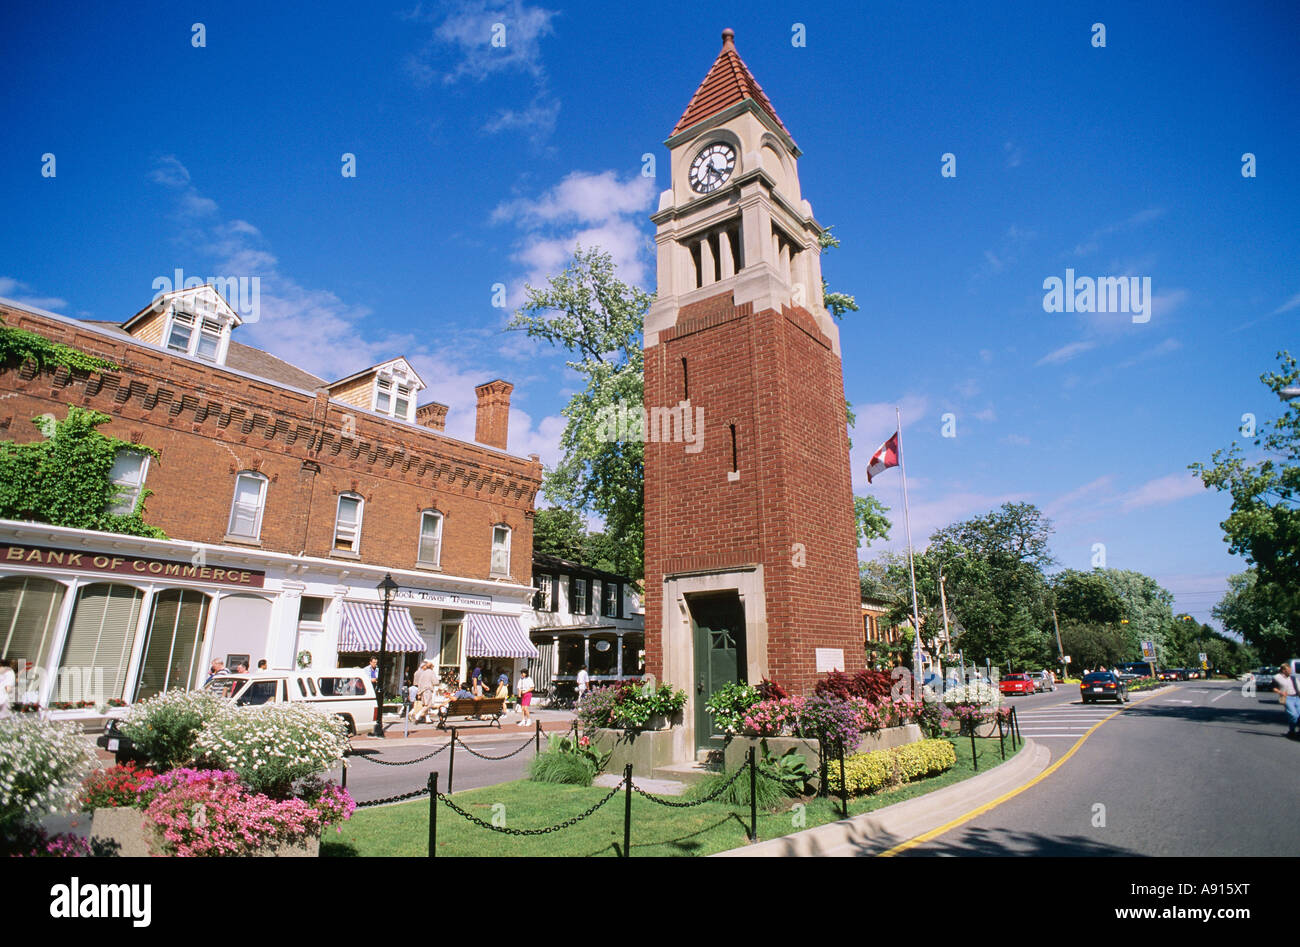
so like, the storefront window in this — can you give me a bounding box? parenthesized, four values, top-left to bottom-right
(620, 633, 645, 677)
(0, 576, 67, 675)
(558, 636, 584, 676)
(134, 589, 210, 702)
(56, 583, 145, 702)
(589, 634, 617, 676)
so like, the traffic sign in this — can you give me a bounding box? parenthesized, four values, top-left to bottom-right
(1198, 652, 1207, 665)
(1141, 640, 1157, 660)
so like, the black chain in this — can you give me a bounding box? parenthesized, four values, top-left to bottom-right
(354, 785, 431, 809)
(436, 781, 623, 835)
(347, 742, 451, 767)
(631, 761, 751, 808)
(452, 733, 535, 761)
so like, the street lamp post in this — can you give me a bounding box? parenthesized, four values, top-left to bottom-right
(372, 573, 399, 738)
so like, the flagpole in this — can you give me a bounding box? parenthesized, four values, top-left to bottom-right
(898, 406, 925, 694)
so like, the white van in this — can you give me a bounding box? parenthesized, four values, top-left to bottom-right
(201, 669, 377, 734)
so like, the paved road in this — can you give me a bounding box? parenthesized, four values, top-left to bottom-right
(335, 729, 545, 805)
(901, 679, 1299, 856)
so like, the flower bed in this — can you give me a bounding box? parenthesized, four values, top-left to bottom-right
(824, 738, 958, 797)
(578, 681, 688, 733)
(0, 715, 99, 856)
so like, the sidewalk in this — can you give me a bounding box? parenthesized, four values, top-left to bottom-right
(715, 739, 1051, 857)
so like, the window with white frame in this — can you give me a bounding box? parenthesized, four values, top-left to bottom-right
(571, 577, 587, 615)
(165, 309, 226, 363)
(227, 472, 268, 540)
(333, 494, 364, 552)
(418, 510, 443, 566)
(106, 450, 150, 516)
(374, 376, 414, 422)
(533, 574, 551, 610)
(490, 525, 511, 575)
(602, 580, 621, 618)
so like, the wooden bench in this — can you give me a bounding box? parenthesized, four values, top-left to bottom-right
(437, 697, 506, 729)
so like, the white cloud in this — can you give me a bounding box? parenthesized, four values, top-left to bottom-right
(0, 277, 67, 312)
(1036, 340, 1096, 366)
(1000, 433, 1031, 446)
(1118, 337, 1181, 369)
(1003, 141, 1023, 168)
(1121, 471, 1206, 511)
(1271, 292, 1300, 315)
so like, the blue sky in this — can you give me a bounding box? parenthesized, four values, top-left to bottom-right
(2, 0, 1297, 622)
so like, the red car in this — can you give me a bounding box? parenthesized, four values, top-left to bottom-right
(999, 673, 1036, 696)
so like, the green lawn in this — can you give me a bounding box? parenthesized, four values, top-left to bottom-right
(323, 735, 1018, 857)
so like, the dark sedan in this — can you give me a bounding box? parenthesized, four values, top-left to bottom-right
(1080, 671, 1128, 704)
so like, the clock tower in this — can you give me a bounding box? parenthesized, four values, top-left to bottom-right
(643, 29, 862, 755)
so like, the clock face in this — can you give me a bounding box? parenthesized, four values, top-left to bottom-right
(689, 142, 736, 194)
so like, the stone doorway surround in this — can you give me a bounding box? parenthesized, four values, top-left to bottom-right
(658, 564, 768, 757)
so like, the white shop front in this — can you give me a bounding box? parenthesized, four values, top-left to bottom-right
(0, 520, 535, 714)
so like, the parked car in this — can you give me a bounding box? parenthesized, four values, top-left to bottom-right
(1080, 671, 1128, 704)
(1253, 668, 1279, 693)
(95, 716, 151, 767)
(1000, 673, 1036, 696)
(1029, 671, 1057, 693)
(200, 669, 377, 734)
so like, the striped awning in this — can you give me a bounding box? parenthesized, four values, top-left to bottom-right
(338, 602, 427, 653)
(466, 613, 538, 659)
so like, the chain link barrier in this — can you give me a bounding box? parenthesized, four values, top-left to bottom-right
(452, 733, 536, 761)
(630, 760, 751, 808)
(347, 742, 451, 767)
(354, 785, 432, 809)
(436, 780, 624, 836)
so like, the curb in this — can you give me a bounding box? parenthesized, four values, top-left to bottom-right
(714, 739, 1051, 858)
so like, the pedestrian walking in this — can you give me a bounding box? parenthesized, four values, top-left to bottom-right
(576, 664, 590, 703)
(1272, 665, 1300, 738)
(0, 659, 15, 718)
(517, 668, 534, 727)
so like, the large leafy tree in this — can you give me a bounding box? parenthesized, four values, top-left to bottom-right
(854, 495, 891, 550)
(1191, 351, 1300, 656)
(531, 507, 586, 561)
(508, 247, 650, 579)
(1212, 569, 1293, 664)
(1095, 568, 1177, 658)
(1052, 569, 1124, 625)
(926, 503, 1056, 668)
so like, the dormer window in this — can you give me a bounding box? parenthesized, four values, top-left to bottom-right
(165, 309, 228, 363)
(374, 376, 414, 421)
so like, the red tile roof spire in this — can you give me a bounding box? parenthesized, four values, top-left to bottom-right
(671, 28, 792, 139)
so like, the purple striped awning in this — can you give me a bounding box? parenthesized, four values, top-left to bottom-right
(338, 602, 427, 653)
(467, 613, 538, 659)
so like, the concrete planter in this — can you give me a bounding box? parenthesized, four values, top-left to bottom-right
(643, 710, 684, 732)
(89, 806, 320, 857)
(853, 723, 924, 755)
(590, 727, 690, 774)
(724, 725, 924, 781)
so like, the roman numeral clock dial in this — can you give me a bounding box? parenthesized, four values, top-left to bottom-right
(689, 143, 736, 194)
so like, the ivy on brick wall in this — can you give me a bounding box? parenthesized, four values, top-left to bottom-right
(0, 405, 167, 540)
(0, 318, 119, 375)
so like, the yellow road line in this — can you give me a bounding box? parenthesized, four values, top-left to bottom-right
(877, 689, 1170, 857)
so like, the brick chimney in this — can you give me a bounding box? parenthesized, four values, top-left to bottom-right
(416, 401, 449, 431)
(474, 380, 513, 450)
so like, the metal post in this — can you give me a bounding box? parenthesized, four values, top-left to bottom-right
(428, 771, 438, 857)
(748, 746, 757, 841)
(818, 742, 828, 798)
(997, 713, 1006, 760)
(970, 729, 978, 771)
(448, 727, 457, 794)
(1013, 706, 1022, 745)
(622, 763, 633, 858)
(838, 740, 849, 818)
(341, 754, 347, 790)
(535, 719, 541, 754)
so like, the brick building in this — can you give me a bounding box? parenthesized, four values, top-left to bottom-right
(643, 29, 863, 754)
(0, 285, 542, 715)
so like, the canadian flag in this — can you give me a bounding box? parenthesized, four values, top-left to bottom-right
(866, 432, 899, 483)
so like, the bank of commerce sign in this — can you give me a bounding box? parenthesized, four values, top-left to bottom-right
(3, 544, 266, 588)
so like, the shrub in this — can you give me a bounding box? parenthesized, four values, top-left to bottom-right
(824, 738, 957, 796)
(703, 682, 760, 735)
(193, 703, 349, 798)
(138, 768, 354, 856)
(0, 715, 98, 835)
(577, 685, 622, 731)
(80, 762, 155, 809)
(118, 689, 231, 770)
(757, 742, 814, 796)
(578, 682, 688, 732)
(815, 669, 894, 703)
(756, 678, 789, 701)
(793, 693, 867, 750)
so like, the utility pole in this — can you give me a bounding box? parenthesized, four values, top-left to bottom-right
(939, 571, 952, 674)
(1052, 609, 1065, 678)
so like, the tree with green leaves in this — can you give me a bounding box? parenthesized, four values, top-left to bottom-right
(1191, 351, 1300, 658)
(854, 495, 891, 550)
(0, 405, 165, 539)
(508, 247, 650, 579)
(1052, 569, 1125, 625)
(531, 507, 587, 562)
(1212, 569, 1293, 664)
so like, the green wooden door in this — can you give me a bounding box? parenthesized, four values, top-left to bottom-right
(690, 593, 746, 751)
